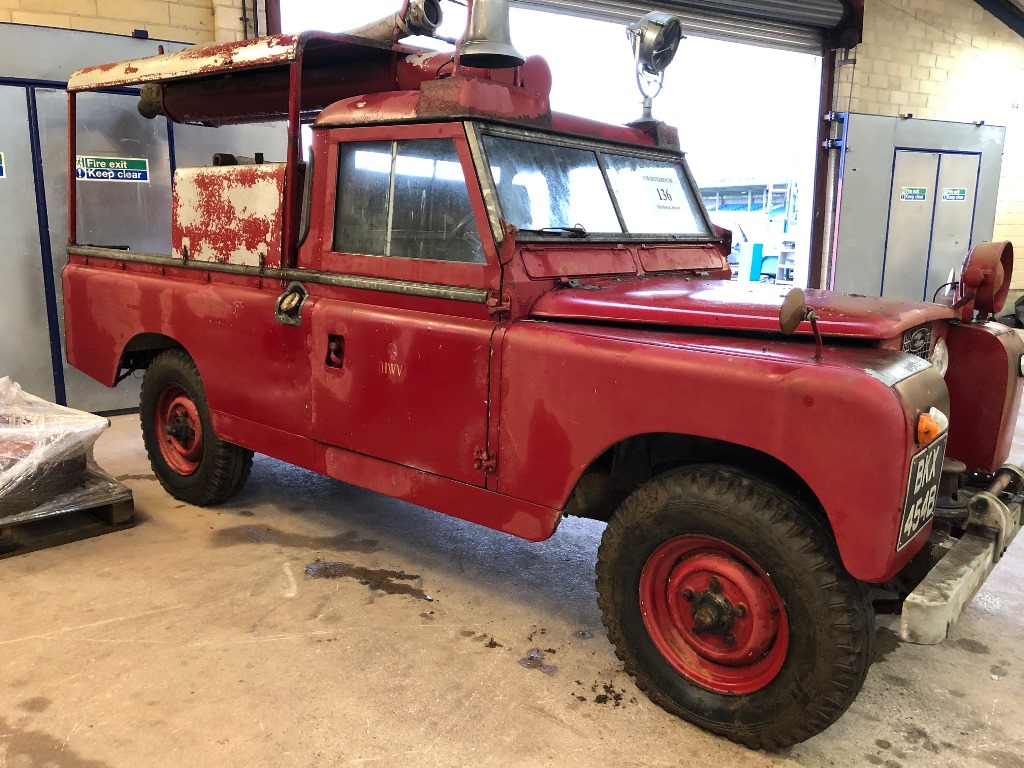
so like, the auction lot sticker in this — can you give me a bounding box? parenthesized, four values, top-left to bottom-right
(76, 156, 149, 182)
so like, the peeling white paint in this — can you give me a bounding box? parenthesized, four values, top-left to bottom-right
(405, 52, 436, 67)
(68, 35, 301, 92)
(172, 164, 285, 268)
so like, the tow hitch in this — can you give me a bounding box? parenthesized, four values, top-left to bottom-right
(900, 464, 1024, 644)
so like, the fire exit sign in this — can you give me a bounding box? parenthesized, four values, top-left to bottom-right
(0, 152, 5, 179)
(942, 187, 967, 201)
(899, 187, 928, 202)
(76, 155, 150, 182)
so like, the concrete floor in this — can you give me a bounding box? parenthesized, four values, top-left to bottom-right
(2, 415, 1023, 768)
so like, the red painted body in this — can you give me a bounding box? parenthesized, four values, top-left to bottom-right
(945, 321, 1024, 472)
(529, 278, 956, 338)
(62, 33, 1023, 588)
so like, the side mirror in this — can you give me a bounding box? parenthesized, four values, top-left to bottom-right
(779, 288, 807, 335)
(779, 287, 823, 360)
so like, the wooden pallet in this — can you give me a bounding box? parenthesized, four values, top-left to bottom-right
(0, 495, 135, 559)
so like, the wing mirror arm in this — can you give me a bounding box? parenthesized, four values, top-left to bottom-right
(780, 288, 823, 361)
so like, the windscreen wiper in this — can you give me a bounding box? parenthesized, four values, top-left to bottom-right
(527, 225, 590, 238)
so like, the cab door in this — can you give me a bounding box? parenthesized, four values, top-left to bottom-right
(308, 124, 500, 487)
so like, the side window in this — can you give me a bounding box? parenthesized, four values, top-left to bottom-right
(333, 138, 485, 264)
(333, 141, 391, 256)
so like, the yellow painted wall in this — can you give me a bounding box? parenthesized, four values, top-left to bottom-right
(0, 0, 266, 44)
(838, 0, 1024, 284)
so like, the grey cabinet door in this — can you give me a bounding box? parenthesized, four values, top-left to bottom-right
(0, 86, 56, 401)
(926, 153, 980, 302)
(882, 150, 940, 301)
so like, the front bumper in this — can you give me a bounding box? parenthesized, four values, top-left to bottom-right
(900, 464, 1023, 644)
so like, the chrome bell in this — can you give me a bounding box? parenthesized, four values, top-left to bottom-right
(459, 0, 525, 69)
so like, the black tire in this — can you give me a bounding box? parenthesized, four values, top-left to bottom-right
(140, 348, 252, 506)
(596, 464, 873, 750)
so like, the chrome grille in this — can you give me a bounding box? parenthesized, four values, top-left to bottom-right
(901, 325, 932, 359)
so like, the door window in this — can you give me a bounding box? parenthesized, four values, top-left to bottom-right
(333, 138, 485, 264)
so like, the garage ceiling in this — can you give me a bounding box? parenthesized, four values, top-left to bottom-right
(513, 0, 859, 53)
(972, 0, 1024, 36)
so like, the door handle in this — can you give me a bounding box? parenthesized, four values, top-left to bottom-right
(326, 335, 345, 369)
(275, 282, 308, 326)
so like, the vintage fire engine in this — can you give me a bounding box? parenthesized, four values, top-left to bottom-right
(61, 0, 1023, 749)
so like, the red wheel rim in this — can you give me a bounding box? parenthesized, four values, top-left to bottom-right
(154, 384, 203, 476)
(639, 535, 789, 695)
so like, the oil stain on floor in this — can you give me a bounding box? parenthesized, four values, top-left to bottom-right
(304, 559, 430, 600)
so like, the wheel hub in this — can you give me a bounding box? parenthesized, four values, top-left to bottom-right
(686, 578, 743, 640)
(165, 414, 196, 445)
(640, 536, 789, 694)
(154, 385, 204, 476)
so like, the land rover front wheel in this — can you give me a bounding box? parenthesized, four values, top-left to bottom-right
(140, 348, 252, 506)
(596, 465, 873, 750)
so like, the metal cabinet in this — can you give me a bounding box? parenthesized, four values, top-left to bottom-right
(0, 85, 56, 401)
(828, 113, 1004, 302)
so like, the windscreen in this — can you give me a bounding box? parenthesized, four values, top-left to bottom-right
(481, 136, 621, 233)
(481, 133, 710, 239)
(603, 153, 707, 235)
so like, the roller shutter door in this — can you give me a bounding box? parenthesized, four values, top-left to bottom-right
(513, 1, 852, 53)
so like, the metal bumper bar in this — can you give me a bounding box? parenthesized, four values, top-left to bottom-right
(900, 464, 1023, 644)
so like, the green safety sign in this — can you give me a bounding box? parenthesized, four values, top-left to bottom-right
(76, 155, 150, 183)
(0, 151, 5, 179)
(900, 187, 928, 202)
(942, 187, 967, 202)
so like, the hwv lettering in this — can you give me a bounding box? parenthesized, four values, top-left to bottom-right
(380, 361, 404, 376)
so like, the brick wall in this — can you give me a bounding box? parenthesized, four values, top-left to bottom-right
(837, 0, 1024, 285)
(0, 0, 266, 43)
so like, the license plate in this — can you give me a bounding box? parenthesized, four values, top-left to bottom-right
(898, 435, 947, 551)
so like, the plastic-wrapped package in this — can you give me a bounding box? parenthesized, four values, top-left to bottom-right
(0, 377, 132, 526)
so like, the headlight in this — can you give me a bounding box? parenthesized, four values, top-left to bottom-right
(930, 337, 949, 376)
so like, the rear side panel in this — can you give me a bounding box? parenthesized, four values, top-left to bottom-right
(61, 260, 311, 438)
(497, 321, 943, 583)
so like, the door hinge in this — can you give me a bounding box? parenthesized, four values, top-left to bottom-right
(473, 447, 497, 474)
(487, 293, 511, 316)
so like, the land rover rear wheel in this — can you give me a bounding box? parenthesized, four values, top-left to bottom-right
(596, 464, 873, 750)
(140, 349, 252, 506)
